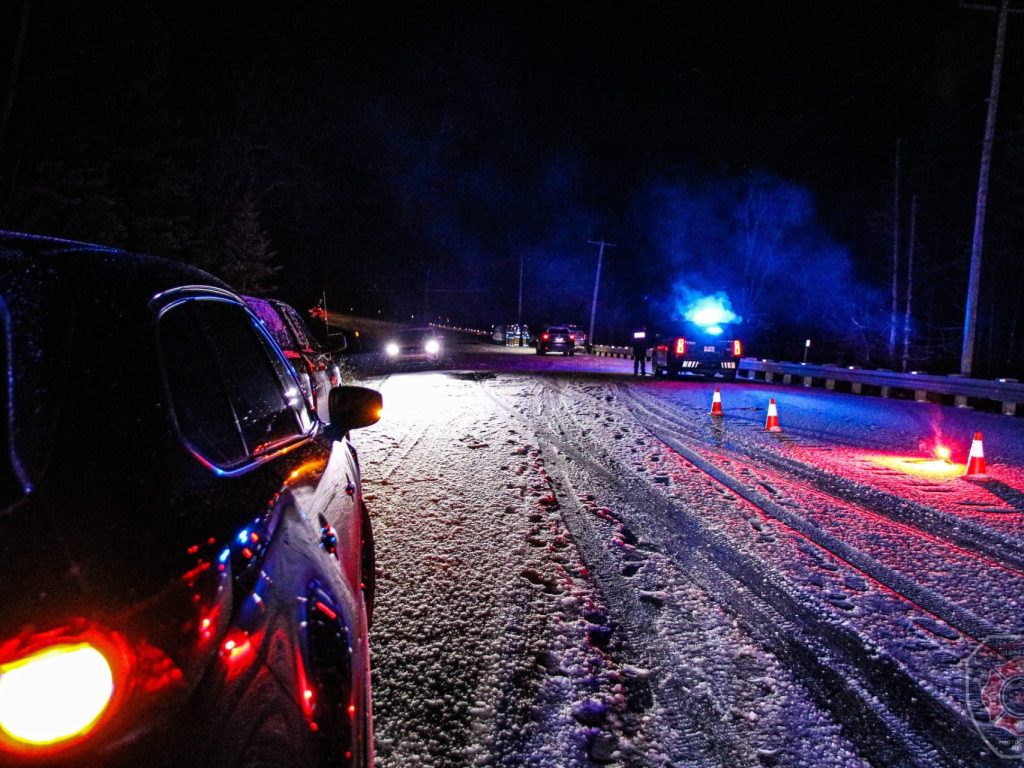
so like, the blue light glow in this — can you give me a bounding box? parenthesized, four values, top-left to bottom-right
(678, 292, 741, 328)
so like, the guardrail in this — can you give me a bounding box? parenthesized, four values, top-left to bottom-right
(591, 344, 635, 359)
(590, 346, 1024, 416)
(739, 359, 1024, 416)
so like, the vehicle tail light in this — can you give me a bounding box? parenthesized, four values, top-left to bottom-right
(569, 334, 575, 341)
(732, 340, 742, 356)
(0, 624, 188, 760)
(0, 642, 115, 748)
(656, 344, 668, 352)
(675, 338, 687, 355)
(541, 333, 549, 341)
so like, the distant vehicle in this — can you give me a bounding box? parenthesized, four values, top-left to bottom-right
(385, 326, 444, 365)
(565, 324, 587, 350)
(0, 232, 380, 767)
(535, 325, 576, 355)
(491, 323, 531, 346)
(244, 295, 344, 421)
(651, 324, 743, 379)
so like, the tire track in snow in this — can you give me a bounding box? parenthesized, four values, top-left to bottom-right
(626, 388, 1024, 572)
(600, 383, 1009, 767)
(493, 380, 889, 768)
(532, 378, 1004, 768)
(364, 373, 654, 767)
(620, 387, 1024, 640)
(512, 396, 763, 766)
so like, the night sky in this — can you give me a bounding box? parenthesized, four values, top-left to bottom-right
(1, 2, 1022, 371)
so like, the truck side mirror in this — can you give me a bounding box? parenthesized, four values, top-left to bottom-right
(324, 333, 348, 353)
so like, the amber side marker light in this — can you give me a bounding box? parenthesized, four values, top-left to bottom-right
(0, 643, 114, 746)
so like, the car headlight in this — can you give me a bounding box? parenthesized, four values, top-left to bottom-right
(424, 339, 440, 355)
(385, 342, 399, 357)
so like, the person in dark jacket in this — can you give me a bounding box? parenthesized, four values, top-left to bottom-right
(632, 326, 648, 376)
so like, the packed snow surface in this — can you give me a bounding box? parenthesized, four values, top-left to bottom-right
(352, 343, 1024, 767)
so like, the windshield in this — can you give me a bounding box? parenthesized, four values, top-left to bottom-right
(396, 329, 434, 343)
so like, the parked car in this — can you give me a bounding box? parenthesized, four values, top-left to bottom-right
(535, 325, 576, 355)
(384, 326, 444, 366)
(565, 324, 587, 351)
(244, 295, 344, 421)
(0, 232, 380, 767)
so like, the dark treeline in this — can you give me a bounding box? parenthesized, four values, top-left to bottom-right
(0, 2, 1022, 375)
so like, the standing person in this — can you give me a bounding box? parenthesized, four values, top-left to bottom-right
(632, 326, 648, 376)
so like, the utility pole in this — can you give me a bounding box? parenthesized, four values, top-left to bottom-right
(587, 239, 615, 346)
(423, 270, 430, 322)
(517, 253, 524, 345)
(960, 0, 1020, 375)
(902, 195, 917, 372)
(889, 140, 901, 366)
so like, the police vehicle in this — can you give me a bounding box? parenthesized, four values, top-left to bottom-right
(650, 323, 743, 380)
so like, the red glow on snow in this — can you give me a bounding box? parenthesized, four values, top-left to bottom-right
(868, 453, 963, 478)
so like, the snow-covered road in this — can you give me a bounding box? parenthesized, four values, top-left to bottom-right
(353, 344, 1024, 767)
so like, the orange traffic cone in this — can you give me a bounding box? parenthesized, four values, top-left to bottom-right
(764, 398, 781, 432)
(710, 388, 723, 417)
(964, 431, 988, 479)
